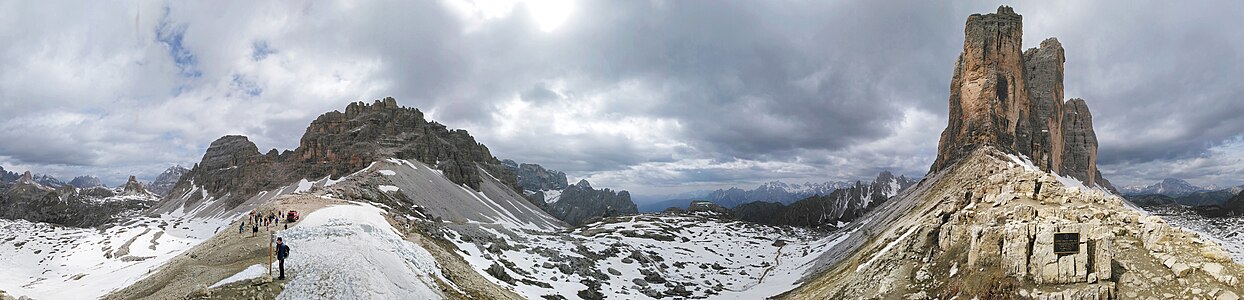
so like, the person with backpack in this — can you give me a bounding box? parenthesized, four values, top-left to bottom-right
(276, 237, 291, 280)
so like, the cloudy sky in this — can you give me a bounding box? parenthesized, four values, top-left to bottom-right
(1, 1, 1242, 196)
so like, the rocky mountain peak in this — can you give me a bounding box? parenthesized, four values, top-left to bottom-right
(932, 5, 1112, 190)
(69, 175, 106, 189)
(18, 171, 34, 184)
(0, 166, 18, 182)
(574, 179, 592, 189)
(149, 165, 189, 196)
(163, 97, 522, 217)
(502, 160, 569, 191)
(292, 97, 517, 191)
(122, 175, 147, 195)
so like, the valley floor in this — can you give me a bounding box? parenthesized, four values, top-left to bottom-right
(1145, 205, 1244, 264)
(0, 215, 225, 299)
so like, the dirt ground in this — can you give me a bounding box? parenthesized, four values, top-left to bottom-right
(104, 195, 339, 300)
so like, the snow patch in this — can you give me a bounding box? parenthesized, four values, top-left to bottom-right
(294, 179, 314, 193)
(377, 170, 397, 176)
(210, 264, 266, 288)
(276, 204, 446, 299)
(857, 224, 921, 272)
(542, 189, 563, 204)
(378, 185, 400, 193)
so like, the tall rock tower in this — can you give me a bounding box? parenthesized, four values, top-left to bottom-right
(931, 6, 1112, 190)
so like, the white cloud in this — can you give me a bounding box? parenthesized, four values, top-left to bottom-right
(0, 1, 1241, 193)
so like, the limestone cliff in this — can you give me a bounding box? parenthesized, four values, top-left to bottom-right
(931, 6, 1113, 191)
(780, 7, 1240, 299)
(163, 98, 522, 215)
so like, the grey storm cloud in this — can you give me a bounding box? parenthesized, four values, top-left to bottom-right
(0, 1, 1241, 191)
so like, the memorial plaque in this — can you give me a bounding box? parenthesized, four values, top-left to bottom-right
(1054, 233, 1080, 255)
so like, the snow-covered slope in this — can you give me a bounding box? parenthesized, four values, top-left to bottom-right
(442, 213, 844, 299)
(154, 171, 352, 220)
(276, 203, 450, 299)
(342, 158, 565, 231)
(0, 216, 225, 299)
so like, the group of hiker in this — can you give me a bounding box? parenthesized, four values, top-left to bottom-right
(235, 208, 293, 280)
(238, 209, 294, 236)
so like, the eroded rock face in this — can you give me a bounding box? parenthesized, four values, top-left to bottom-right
(1020, 38, 1065, 172)
(69, 176, 106, 189)
(290, 97, 515, 191)
(165, 98, 521, 214)
(0, 173, 156, 227)
(1060, 99, 1107, 188)
(541, 180, 637, 226)
(503, 160, 569, 191)
(148, 165, 188, 196)
(932, 6, 1028, 173)
(931, 6, 1112, 190)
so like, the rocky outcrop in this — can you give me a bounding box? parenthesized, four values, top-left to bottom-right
(148, 165, 188, 196)
(0, 171, 157, 227)
(931, 6, 1113, 191)
(501, 160, 637, 226)
(1020, 38, 1066, 172)
(121, 175, 148, 196)
(164, 98, 522, 215)
(69, 176, 106, 189)
(32, 174, 65, 188)
(502, 159, 569, 191)
(1060, 99, 1108, 188)
(289, 97, 516, 191)
(169, 135, 281, 210)
(0, 165, 19, 182)
(540, 179, 637, 226)
(732, 171, 916, 227)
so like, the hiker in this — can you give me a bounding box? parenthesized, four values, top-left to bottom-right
(252, 222, 258, 237)
(276, 237, 291, 280)
(239, 221, 244, 235)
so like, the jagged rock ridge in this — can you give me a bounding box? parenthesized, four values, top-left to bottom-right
(502, 160, 637, 226)
(0, 171, 159, 227)
(930, 6, 1112, 190)
(164, 97, 521, 214)
(0, 165, 18, 182)
(502, 159, 568, 191)
(69, 175, 106, 189)
(148, 165, 189, 196)
(731, 171, 916, 227)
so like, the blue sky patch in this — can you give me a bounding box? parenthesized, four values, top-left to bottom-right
(155, 6, 200, 78)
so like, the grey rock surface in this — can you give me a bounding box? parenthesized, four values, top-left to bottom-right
(148, 165, 189, 196)
(931, 6, 1112, 191)
(69, 176, 106, 189)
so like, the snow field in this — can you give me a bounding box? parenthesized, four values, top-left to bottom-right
(445, 215, 843, 299)
(275, 203, 449, 300)
(210, 264, 266, 288)
(0, 216, 226, 299)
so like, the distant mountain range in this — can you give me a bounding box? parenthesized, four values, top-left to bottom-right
(0, 171, 159, 227)
(502, 160, 636, 226)
(638, 176, 910, 212)
(0, 165, 191, 197)
(1118, 178, 1223, 197)
(1121, 178, 1243, 208)
(730, 171, 917, 227)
